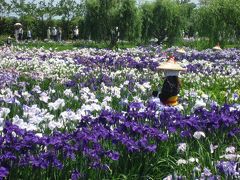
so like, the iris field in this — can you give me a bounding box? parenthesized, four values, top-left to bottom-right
(0, 45, 239, 179)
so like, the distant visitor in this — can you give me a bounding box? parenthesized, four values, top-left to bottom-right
(6, 36, 12, 47)
(73, 26, 79, 41)
(154, 56, 186, 106)
(212, 43, 222, 51)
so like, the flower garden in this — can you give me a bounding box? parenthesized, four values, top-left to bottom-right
(0, 46, 239, 179)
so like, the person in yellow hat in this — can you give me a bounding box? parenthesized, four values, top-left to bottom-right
(153, 56, 186, 106)
(176, 48, 186, 54)
(6, 36, 12, 47)
(212, 43, 222, 51)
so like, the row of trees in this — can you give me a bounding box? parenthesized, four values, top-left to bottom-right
(0, 0, 240, 46)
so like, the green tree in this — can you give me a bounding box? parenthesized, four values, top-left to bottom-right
(141, 2, 154, 42)
(176, 0, 191, 4)
(0, 0, 9, 17)
(178, 1, 196, 37)
(35, 1, 48, 39)
(10, 0, 39, 37)
(84, 0, 100, 40)
(151, 0, 182, 45)
(199, 0, 212, 6)
(84, 0, 117, 41)
(117, 0, 141, 41)
(10, 0, 38, 18)
(195, 0, 240, 46)
(57, 0, 82, 39)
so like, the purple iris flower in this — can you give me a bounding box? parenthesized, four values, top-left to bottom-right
(0, 167, 9, 179)
(71, 170, 81, 180)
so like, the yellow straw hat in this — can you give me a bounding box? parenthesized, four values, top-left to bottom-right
(213, 43, 222, 51)
(176, 48, 186, 54)
(157, 56, 186, 71)
(14, 23, 22, 27)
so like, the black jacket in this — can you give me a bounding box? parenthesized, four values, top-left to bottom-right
(159, 76, 180, 103)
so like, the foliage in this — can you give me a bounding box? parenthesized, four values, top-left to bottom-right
(140, 2, 154, 42)
(151, 0, 182, 45)
(117, 0, 141, 41)
(195, 0, 240, 46)
(0, 0, 240, 47)
(178, 1, 196, 37)
(13, 40, 138, 50)
(84, 0, 140, 43)
(175, 38, 211, 50)
(56, 0, 81, 39)
(0, 0, 10, 16)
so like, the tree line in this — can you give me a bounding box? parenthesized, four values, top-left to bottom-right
(0, 0, 240, 46)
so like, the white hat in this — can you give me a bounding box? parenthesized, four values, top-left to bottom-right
(14, 23, 22, 27)
(157, 56, 186, 71)
(213, 43, 222, 51)
(176, 48, 186, 54)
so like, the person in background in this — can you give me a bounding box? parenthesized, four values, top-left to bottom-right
(18, 27, 23, 41)
(110, 26, 120, 49)
(175, 48, 186, 60)
(27, 29, 32, 42)
(52, 27, 57, 41)
(73, 26, 79, 41)
(212, 43, 222, 51)
(6, 36, 12, 47)
(153, 56, 186, 106)
(47, 27, 51, 40)
(115, 26, 120, 48)
(57, 27, 62, 42)
(14, 28, 19, 43)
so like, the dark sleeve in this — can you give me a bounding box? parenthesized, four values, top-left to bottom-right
(159, 77, 180, 102)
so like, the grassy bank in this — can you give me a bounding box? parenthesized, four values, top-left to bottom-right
(1, 35, 240, 51)
(0, 38, 138, 51)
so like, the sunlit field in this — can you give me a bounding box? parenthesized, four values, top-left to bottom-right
(0, 45, 239, 179)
